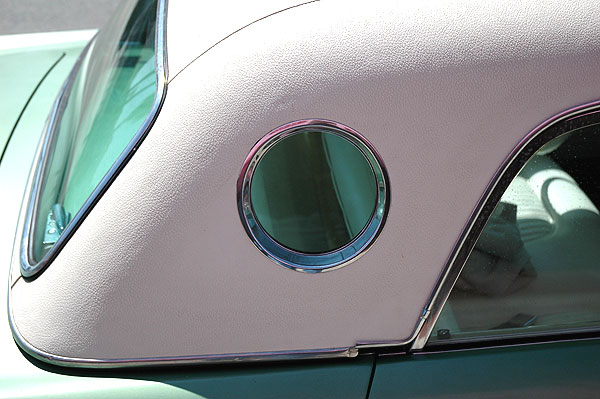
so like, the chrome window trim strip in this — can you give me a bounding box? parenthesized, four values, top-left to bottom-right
(19, 38, 94, 276)
(7, 314, 357, 368)
(237, 119, 390, 273)
(411, 329, 600, 358)
(422, 325, 600, 351)
(410, 100, 600, 351)
(19, 0, 169, 278)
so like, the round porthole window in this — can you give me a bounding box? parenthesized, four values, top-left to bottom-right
(237, 120, 389, 272)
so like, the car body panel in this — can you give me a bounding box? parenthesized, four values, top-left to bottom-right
(0, 31, 95, 154)
(1, 355, 374, 399)
(0, 50, 60, 152)
(370, 339, 600, 399)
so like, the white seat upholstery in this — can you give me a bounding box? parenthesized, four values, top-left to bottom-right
(445, 153, 600, 333)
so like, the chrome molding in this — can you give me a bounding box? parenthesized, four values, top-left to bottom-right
(8, 311, 356, 368)
(19, 0, 169, 278)
(422, 325, 600, 352)
(237, 119, 390, 273)
(18, 39, 93, 277)
(410, 100, 600, 351)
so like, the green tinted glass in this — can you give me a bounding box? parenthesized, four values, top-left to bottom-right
(32, 0, 158, 261)
(250, 130, 377, 254)
(427, 125, 600, 345)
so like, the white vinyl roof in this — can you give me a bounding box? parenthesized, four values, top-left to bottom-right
(10, 0, 600, 365)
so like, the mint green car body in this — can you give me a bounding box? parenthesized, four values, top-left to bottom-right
(1, 28, 599, 399)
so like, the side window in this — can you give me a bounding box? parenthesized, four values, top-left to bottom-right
(428, 125, 600, 344)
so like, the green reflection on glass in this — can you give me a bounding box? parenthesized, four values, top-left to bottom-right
(32, 0, 157, 261)
(251, 131, 377, 254)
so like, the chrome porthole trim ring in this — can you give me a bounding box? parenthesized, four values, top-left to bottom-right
(237, 119, 390, 273)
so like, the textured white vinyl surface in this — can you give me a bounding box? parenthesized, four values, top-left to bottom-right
(11, 0, 600, 360)
(166, 0, 308, 81)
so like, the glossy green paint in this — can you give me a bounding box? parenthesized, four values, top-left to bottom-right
(370, 339, 600, 399)
(0, 34, 375, 399)
(0, 31, 96, 155)
(0, 50, 59, 151)
(2, 357, 375, 399)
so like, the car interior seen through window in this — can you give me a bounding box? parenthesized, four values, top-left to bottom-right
(428, 125, 600, 344)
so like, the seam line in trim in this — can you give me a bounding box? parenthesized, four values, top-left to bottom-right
(168, 0, 319, 83)
(365, 354, 377, 399)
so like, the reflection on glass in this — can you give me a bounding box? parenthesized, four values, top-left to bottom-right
(251, 130, 377, 254)
(33, 0, 158, 261)
(428, 126, 600, 344)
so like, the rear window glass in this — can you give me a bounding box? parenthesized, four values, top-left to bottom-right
(32, 0, 158, 261)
